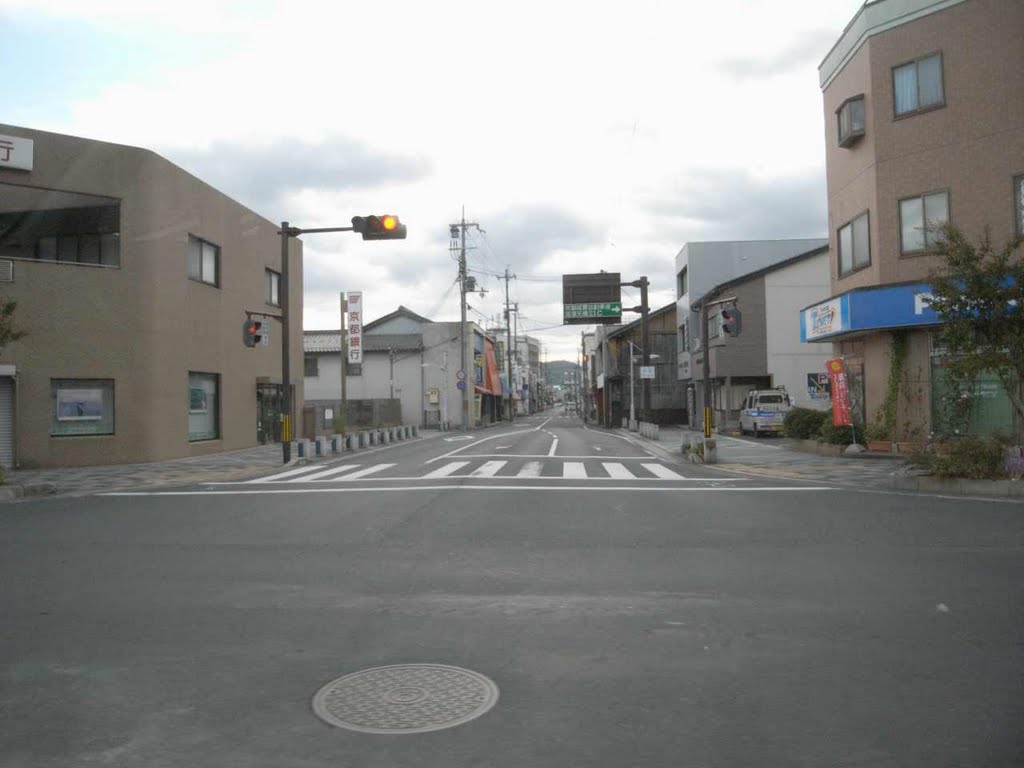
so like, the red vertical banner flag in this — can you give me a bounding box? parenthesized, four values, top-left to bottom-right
(827, 358, 852, 427)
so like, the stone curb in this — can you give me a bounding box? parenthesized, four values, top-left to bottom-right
(0, 483, 58, 501)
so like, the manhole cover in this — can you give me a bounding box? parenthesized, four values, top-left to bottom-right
(311, 664, 499, 734)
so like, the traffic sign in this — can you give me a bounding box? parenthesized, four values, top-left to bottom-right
(456, 370, 467, 381)
(456, 380, 467, 390)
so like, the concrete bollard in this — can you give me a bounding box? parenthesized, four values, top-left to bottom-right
(413, 425, 419, 437)
(359, 431, 368, 449)
(314, 437, 323, 457)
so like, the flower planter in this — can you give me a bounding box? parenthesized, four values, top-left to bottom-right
(866, 441, 892, 453)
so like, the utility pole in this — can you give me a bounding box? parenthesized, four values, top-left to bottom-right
(339, 293, 347, 435)
(449, 210, 483, 432)
(501, 267, 515, 422)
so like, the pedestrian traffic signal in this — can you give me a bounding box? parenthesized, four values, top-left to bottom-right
(243, 318, 264, 348)
(351, 214, 407, 240)
(721, 306, 742, 337)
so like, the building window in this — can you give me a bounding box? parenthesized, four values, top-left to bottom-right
(304, 356, 319, 377)
(1015, 175, 1024, 236)
(187, 235, 219, 286)
(900, 190, 949, 253)
(677, 267, 688, 297)
(50, 379, 115, 436)
(838, 211, 870, 276)
(265, 268, 280, 306)
(709, 313, 721, 339)
(893, 53, 944, 117)
(0, 199, 121, 267)
(837, 95, 865, 148)
(188, 372, 220, 441)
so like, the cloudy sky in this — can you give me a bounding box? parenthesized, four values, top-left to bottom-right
(3, 0, 862, 361)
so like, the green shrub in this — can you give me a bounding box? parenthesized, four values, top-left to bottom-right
(782, 407, 830, 439)
(818, 421, 862, 445)
(910, 436, 1009, 479)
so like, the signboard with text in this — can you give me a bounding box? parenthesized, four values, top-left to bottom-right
(347, 291, 363, 365)
(562, 273, 622, 325)
(826, 358, 852, 426)
(0, 134, 33, 172)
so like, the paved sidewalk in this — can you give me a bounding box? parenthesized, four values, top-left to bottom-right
(621, 424, 1024, 499)
(1, 432, 448, 500)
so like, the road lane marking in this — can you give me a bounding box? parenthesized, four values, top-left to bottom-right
(425, 427, 536, 464)
(642, 463, 687, 480)
(517, 461, 543, 477)
(602, 462, 636, 480)
(109, 486, 835, 497)
(469, 460, 507, 477)
(422, 461, 471, 478)
(548, 438, 559, 457)
(562, 462, 587, 478)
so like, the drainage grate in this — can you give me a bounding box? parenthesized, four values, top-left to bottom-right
(311, 663, 499, 734)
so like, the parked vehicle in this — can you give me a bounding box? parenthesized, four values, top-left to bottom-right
(739, 388, 792, 437)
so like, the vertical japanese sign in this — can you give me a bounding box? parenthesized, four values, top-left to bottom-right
(347, 291, 363, 365)
(827, 358, 852, 426)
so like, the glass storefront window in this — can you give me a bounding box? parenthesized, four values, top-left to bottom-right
(188, 372, 220, 441)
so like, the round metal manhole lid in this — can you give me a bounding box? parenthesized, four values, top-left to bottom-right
(311, 664, 499, 734)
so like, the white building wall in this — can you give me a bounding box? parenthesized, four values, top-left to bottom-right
(305, 351, 425, 425)
(764, 252, 833, 411)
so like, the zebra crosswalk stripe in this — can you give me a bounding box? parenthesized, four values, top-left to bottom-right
(562, 462, 587, 479)
(516, 461, 543, 478)
(422, 461, 471, 478)
(602, 462, 636, 480)
(641, 463, 686, 480)
(248, 465, 334, 483)
(469, 461, 507, 477)
(299, 464, 361, 482)
(339, 464, 396, 480)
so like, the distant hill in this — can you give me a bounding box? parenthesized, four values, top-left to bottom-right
(543, 360, 580, 387)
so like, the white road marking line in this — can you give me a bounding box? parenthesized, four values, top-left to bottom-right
(517, 461, 543, 477)
(422, 461, 471, 478)
(108, 486, 836, 497)
(426, 427, 535, 464)
(642, 463, 686, 480)
(336, 464, 396, 480)
(548, 438, 559, 457)
(562, 462, 587, 479)
(602, 462, 636, 480)
(469, 460, 507, 477)
(299, 465, 361, 482)
(248, 465, 338, 483)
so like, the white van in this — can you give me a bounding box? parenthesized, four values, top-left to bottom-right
(739, 389, 792, 437)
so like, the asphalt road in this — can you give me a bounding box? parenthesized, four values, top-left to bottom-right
(2, 414, 1022, 767)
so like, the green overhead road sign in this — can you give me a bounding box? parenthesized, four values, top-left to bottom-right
(563, 302, 622, 320)
(562, 273, 622, 324)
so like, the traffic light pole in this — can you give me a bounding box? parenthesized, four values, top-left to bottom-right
(694, 294, 737, 439)
(277, 222, 358, 465)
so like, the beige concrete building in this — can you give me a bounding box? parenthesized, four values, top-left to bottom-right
(802, 0, 1024, 438)
(0, 125, 304, 468)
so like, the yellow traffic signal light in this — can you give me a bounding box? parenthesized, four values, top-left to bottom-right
(351, 215, 407, 240)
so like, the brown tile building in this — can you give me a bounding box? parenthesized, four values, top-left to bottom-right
(802, 0, 1024, 438)
(0, 125, 304, 468)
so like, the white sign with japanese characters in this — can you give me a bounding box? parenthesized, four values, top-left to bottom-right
(347, 291, 363, 365)
(0, 134, 33, 172)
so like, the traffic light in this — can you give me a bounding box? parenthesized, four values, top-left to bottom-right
(721, 306, 742, 337)
(351, 214, 407, 240)
(243, 317, 264, 348)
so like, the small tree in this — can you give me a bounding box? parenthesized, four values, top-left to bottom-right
(925, 225, 1024, 444)
(0, 297, 25, 355)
